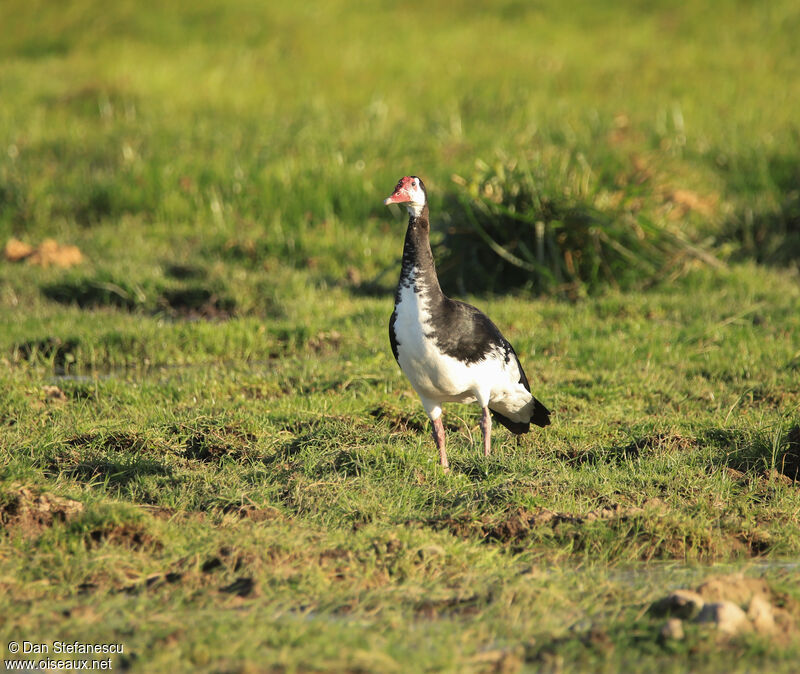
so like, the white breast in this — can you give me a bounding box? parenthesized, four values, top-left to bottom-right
(393, 277, 533, 419)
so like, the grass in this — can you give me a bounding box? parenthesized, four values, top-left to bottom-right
(1, 0, 800, 671)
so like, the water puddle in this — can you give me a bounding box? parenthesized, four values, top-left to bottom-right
(602, 558, 800, 589)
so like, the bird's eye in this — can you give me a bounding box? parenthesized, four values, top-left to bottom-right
(411, 180, 417, 187)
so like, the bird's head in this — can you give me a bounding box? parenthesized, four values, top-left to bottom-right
(384, 176, 427, 217)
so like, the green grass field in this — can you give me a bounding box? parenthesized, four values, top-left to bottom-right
(2, 1, 800, 671)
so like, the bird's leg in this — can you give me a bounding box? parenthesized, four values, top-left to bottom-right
(481, 406, 492, 457)
(431, 417, 448, 472)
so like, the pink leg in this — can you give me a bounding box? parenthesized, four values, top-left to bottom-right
(432, 417, 448, 471)
(481, 407, 492, 457)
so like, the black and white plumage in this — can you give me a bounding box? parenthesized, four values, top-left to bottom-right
(384, 175, 550, 470)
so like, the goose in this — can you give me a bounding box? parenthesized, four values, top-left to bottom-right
(384, 175, 550, 471)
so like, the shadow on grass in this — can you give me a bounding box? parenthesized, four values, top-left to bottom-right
(273, 437, 376, 480)
(704, 425, 800, 481)
(158, 287, 237, 320)
(562, 432, 698, 466)
(61, 458, 173, 487)
(41, 276, 148, 311)
(40, 275, 238, 319)
(718, 153, 800, 267)
(12, 336, 81, 369)
(39, 431, 176, 489)
(181, 423, 257, 463)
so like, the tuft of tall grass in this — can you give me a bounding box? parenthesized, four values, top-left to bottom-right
(438, 154, 721, 296)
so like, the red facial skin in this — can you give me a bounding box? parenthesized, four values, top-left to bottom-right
(383, 176, 415, 205)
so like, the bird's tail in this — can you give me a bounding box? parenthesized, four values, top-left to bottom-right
(491, 396, 551, 435)
(528, 396, 551, 428)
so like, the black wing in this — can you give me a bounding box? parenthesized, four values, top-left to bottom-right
(434, 300, 551, 432)
(388, 309, 399, 362)
(428, 299, 506, 364)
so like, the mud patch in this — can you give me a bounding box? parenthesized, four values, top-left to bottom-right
(695, 574, 772, 606)
(735, 529, 774, 556)
(0, 486, 84, 534)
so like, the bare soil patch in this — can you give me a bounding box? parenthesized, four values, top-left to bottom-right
(650, 573, 799, 642)
(221, 503, 283, 522)
(86, 522, 161, 551)
(4, 237, 83, 268)
(0, 486, 84, 535)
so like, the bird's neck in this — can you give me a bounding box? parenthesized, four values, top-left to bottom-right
(396, 205, 443, 301)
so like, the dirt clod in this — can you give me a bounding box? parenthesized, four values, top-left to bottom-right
(696, 601, 751, 635)
(221, 504, 282, 522)
(696, 574, 769, 606)
(649, 574, 798, 641)
(5, 238, 34, 261)
(42, 385, 68, 404)
(650, 589, 704, 619)
(659, 618, 685, 641)
(748, 595, 777, 635)
(5, 238, 83, 267)
(1, 486, 84, 534)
